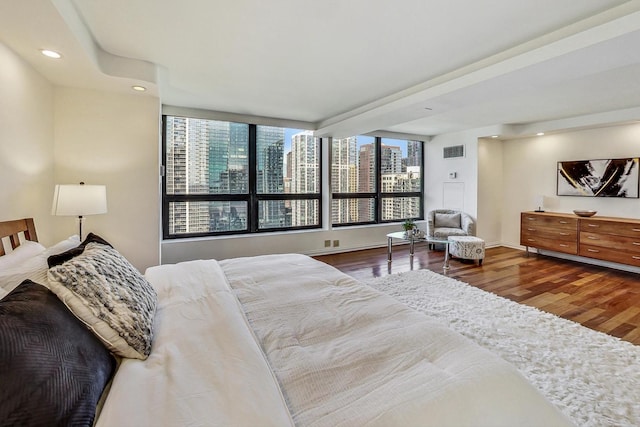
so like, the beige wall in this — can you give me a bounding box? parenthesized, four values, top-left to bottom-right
(52, 88, 160, 271)
(0, 42, 160, 271)
(477, 138, 504, 247)
(0, 42, 55, 244)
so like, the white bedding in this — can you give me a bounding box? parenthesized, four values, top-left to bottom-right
(96, 259, 294, 427)
(97, 254, 573, 426)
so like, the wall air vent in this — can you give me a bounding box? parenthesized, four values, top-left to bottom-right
(443, 145, 465, 159)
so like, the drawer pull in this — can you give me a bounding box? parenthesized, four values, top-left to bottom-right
(527, 228, 536, 231)
(587, 236, 599, 240)
(559, 232, 570, 236)
(633, 228, 640, 232)
(559, 221, 568, 224)
(527, 238, 536, 242)
(633, 256, 640, 260)
(587, 224, 599, 228)
(587, 249, 600, 253)
(527, 218, 536, 221)
(633, 242, 640, 246)
(559, 244, 568, 247)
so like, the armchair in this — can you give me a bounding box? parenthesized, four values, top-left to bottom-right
(426, 209, 475, 248)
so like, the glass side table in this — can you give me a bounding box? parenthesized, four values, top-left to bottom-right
(386, 231, 451, 271)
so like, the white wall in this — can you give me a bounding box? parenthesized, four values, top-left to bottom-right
(501, 123, 640, 248)
(425, 130, 480, 219)
(423, 126, 487, 251)
(0, 43, 55, 244)
(53, 87, 161, 271)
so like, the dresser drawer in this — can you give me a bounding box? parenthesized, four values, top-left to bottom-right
(580, 231, 640, 254)
(580, 219, 640, 237)
(579, 244, 640, 267)
(520, 235, 577, 254)
(522, 214, 578, 230)
(522, 224, 576, 241)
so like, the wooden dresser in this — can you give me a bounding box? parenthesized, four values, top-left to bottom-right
(521, 211, 640, 267)
(520, 212, 578, 255)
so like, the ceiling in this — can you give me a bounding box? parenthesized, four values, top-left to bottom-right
(2, 0, 640, 139)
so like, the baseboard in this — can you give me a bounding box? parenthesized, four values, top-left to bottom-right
(509, 244, 640, 274)
(311, 241, 640, 274)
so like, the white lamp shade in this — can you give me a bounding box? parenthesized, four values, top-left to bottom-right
(51, 184, 108, 216)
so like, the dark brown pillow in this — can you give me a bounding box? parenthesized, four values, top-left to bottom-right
(0, 280, 116, 425)
(47, 232, 112, 267)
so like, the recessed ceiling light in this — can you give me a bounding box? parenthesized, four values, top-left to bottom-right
(131, 85, 147, 92)
(41, 49, 62, 59)
(536, 132, 545, 136)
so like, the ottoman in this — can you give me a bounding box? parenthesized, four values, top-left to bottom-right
(448, 236, 485, 265)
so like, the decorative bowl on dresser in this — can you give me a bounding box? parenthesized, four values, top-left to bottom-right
(573, 210, 597, 217)
(521, 211, 640, 267)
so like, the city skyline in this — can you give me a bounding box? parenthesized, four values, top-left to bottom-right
(165, 116, 421, 235)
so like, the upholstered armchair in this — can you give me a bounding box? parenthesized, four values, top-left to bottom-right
(426, 209, 475, 247)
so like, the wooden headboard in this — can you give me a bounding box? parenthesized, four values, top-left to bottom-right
(0, 218, 38, 256)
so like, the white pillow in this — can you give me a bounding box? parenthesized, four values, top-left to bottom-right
(0, 235, 81, 294)
(0, 240, 45, 270)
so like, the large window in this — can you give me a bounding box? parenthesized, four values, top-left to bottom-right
(163, 116, 321, 238)
(331, 136, 423, 225)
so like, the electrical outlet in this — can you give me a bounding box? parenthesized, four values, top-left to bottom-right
(333, 240, 339, 247)
(324, 240, 331, 247)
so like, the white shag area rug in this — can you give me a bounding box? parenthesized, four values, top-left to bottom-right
(366, 269, 640, 427)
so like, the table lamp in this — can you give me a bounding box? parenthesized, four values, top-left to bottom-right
(52, 182, 107, 240)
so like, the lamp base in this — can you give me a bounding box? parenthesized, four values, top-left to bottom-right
(77, 216, 85, 241)
(534, 209, 545, 212)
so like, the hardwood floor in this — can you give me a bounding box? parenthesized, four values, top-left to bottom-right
(314, 244, 640, 345)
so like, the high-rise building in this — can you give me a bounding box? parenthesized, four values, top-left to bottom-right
(380, 144, 404, 221)
(291, 131, 319, 226)
(332, 136, 358, 223)
(406, 140, 422, 167)
(256, 126, 285, 228)
(166, 117, 251, 234)
(358, 143, 376, 221)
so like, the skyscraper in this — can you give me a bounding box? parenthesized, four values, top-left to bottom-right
(291, 131, 319, 226)
(256, 126, 285, 228)
(332, 136, 358, 223)
(358, 143, 376, 221)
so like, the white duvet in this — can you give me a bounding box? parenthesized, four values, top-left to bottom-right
(97, 254, 573, 427)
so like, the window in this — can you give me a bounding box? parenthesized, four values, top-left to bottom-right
(331, 136, 423, 226)
(163, 116, 321, 238)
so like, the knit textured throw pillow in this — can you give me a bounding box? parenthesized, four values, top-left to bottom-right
(47, 242, 157, 359)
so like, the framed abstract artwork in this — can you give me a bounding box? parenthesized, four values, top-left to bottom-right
(557, 157, 639, 198)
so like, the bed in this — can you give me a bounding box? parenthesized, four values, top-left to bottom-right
(0, 218, 574, 426)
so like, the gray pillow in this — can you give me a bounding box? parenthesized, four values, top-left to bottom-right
(48, 242, 157, 359)
(435, 213, 461, 228)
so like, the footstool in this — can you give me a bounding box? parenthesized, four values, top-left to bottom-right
(448, 236, 485, 265)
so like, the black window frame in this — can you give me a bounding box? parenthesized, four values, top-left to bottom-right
(331, 136, 424, 227)
(162, 115, 322, 239)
